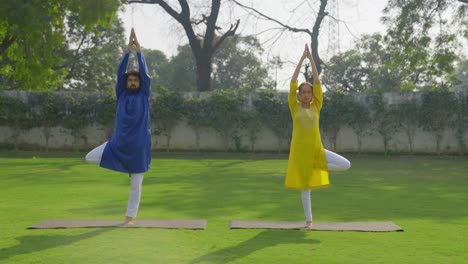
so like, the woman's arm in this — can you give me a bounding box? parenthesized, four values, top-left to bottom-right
(289, 46, 308, 113)
(291, 46, 307, 82)
(305, 44, 320, 84)
(305, 44, 323, 110)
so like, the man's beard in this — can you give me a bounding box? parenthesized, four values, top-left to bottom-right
(128, 86, 139, 92)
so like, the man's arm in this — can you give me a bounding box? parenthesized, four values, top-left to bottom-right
(115, 30, 135, 97)
(116, 52, 130, 98)
(133, 29, 151, 96)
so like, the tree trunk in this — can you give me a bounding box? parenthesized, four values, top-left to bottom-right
(436, 133, 442, 155)
(43, 126, 51, 153)
(195, 55, 212, 92)
(223, 133, 230, 152)
(277, 137, 282, 154)
(406, 128, 414, 154)
(166, 134, 171, 152)
(195, 129, 200, 152)
(383, 136, 389, 156)
(357, 134, 362, 154)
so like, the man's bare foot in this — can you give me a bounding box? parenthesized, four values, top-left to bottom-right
(120, 216, 135, 227)
(305, 221, 313, 229)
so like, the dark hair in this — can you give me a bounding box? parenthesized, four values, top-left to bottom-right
(125, 70, 140, 81)
(298, 82, 313, 92)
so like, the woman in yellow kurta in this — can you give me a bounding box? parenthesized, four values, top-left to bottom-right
(286, 44, 350, 228)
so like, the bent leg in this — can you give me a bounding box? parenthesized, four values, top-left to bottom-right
(325, 149, 351, 171)
(85, 141, 108, 164)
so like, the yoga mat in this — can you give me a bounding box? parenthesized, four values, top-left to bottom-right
(230, 220, 403, 232)
(29, 219, 207, 229)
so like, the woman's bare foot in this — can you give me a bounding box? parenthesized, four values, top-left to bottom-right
(121, 216, 135, 227)
(305, 221, 313, 229)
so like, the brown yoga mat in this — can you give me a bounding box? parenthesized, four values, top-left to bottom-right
(229, 220, 403, 232)
(29, 219, 207, 229)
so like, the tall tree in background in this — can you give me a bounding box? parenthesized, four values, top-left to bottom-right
(451, 58, 468, 92)
(166, 45, 197, 92)
(127, 0, 240, 91)
(140, 48, 171, 89)
(62, 17, 126, 91)
(212, 35, 269, 90)
(0, 0, 122, 90)
(323, 33, 401, 93)
(382, 0, 467, 90)
(155, 34, 269, 91)
(233, 0, 329, 80)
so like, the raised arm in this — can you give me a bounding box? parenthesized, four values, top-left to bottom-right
(291, 48, 307, 82)
(116, 52, 130, 98)
(289, 48, 307, 113)
(115, 30, 135, 97)
(132, 29, 151, 96)
(305, 44, 320, 85)
(306, 44, 322, 110)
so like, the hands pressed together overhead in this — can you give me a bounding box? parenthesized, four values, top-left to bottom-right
(127, 28, 141, 52)
(302, 44, 313, 62)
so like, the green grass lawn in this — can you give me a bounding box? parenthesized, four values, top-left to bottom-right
(0, 151, 467, 264)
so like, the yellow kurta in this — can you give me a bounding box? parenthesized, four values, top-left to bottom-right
(285, 80, 329, 190)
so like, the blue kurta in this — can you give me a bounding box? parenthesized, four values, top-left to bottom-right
(100, 52, 152, 173)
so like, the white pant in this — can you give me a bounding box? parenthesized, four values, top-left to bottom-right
(85, 142, 144, 218)
(302, 149, 351, 222)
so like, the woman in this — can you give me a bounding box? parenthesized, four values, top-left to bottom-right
(286, 44, 350, 228)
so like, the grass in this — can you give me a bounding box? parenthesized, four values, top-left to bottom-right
(0, 151, 467, 263)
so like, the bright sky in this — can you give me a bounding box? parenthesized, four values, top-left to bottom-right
(117, 0, 463, 90)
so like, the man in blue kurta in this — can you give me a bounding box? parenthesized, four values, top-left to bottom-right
(85, 28, 151, 226)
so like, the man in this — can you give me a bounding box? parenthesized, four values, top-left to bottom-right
(85, 28, 152, 226)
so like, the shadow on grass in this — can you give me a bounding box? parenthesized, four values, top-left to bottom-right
(189, 230, 320, 264)
(0, 228, 113, 262)
(57, 155, 468, 224)
(138, 156, 468, 222)
(4, 154, 467, 224)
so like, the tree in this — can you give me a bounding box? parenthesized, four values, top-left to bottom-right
(140, 48, 171, 89)
(368, 93, 401, 155)
(33, 92, 66, 152)
(205, 89, 245, 151)
(451, 58, 468, 92)
(396, 96, 419, 154)
(320, 92, 350, 151)
(233, 0, 330, 78)
(62, 93, 96, 150)
(382, 0, 466, 90)
(212, 35, 269, 90)
(151, 86, 185, 151)
(450, 93, 468, 154)
(0, 93, 34, 150)
(127, 0, 240, 91)
(345, 99, 371, 154)
(166, 45, 197, 92)
(61, 17, 126, 92)
(0, 0, 122, 91)
(419, 91, 457, 155)
(165, 34, 269, 91)
(323, 50, 368, 93)
(242, 109, 262, 152)
(253, 90, 291, 153)
(268, 56, 284, 90)
(95, 93, 116, 139)
(183, 97, 211, 152)
(323, 33, 402, 93)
